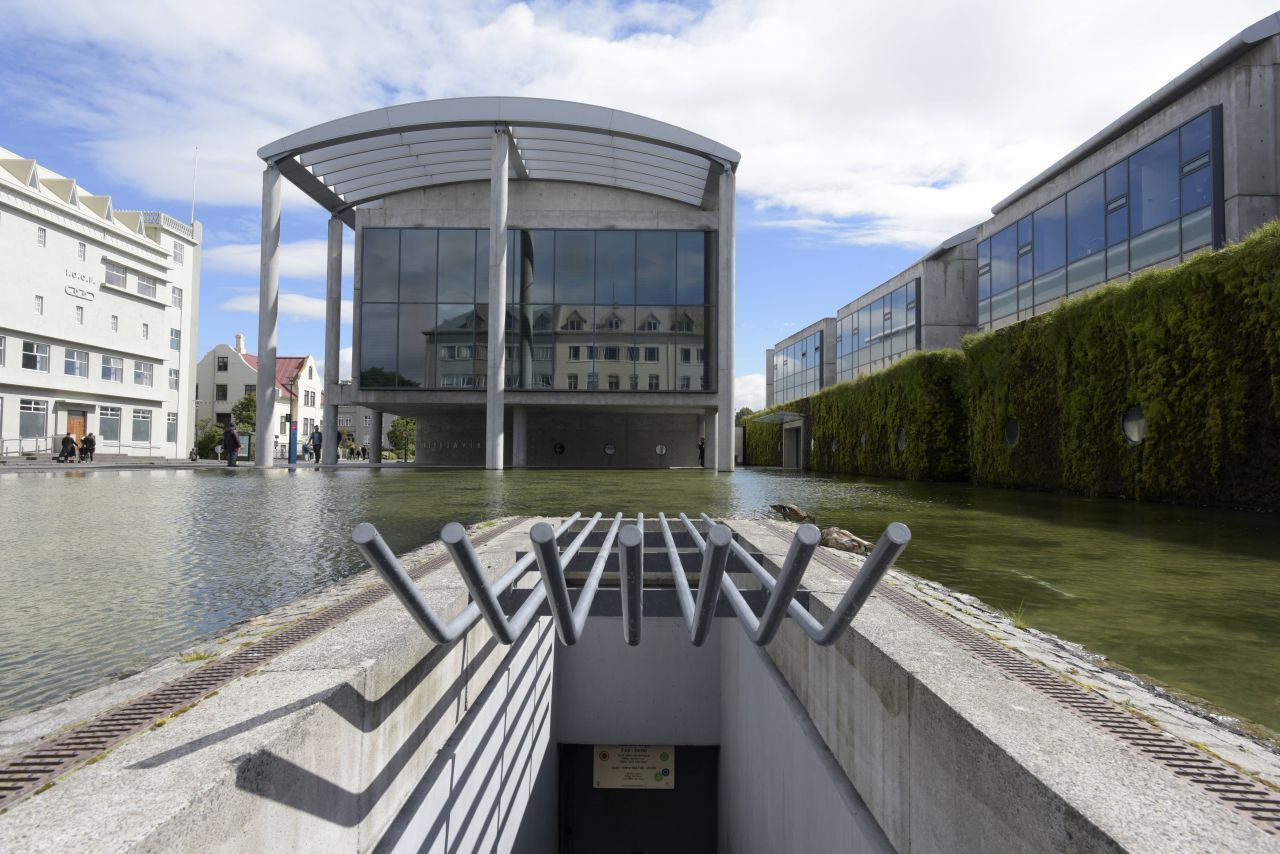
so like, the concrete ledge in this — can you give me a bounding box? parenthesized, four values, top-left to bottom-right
(732, 519, 1277, 853)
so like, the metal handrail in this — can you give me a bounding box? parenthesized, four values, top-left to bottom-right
(354, 511, 910, 649)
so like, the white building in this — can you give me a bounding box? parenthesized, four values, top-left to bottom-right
(195, 334, 323, 457)
(0, 147, 200, 458)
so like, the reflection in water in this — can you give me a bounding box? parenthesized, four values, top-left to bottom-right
(0, 467, 1276, 734)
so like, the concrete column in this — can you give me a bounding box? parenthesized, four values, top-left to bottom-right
(716, 165, 736, 472)
(512, 406, 527, 468)
(703, 409, 717, 471)
(255, 165, 281, 468)
(485, 126, 510, 470)
(370, 411, 384, 465)
(414, 416, 427, 464)
(322, 216, 343, 465)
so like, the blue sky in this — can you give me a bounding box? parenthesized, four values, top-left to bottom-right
(2, 0, 1274, 407)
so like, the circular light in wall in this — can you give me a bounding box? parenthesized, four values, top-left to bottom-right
(553, 442, 566, 456)
(1003, 418, 1020, 447)
(896, 427, 906, 452)
(655, 444, 668, 456)
(604, 443, 616, 456)
(1121, 406, 1146, 445)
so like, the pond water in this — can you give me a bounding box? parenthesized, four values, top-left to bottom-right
(0, 467, 1275, 734)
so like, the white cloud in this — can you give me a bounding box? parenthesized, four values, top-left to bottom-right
(5, 1, 1275, 246)
(338, 347, 352, 382)
(204, 237, 355, 281)
(220, 292, 353, 324)
(736, 373, 766, 411)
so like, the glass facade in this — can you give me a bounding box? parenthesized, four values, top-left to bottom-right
(978, 109, 1220, 329)
(834, 279, 919, 382)
(773, 330, 824, 405)
(358, 228, 714, 392)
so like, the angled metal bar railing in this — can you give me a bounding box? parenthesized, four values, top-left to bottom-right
(531, 513, 622, 645)
(355, 511, 909, 650)
(351, 513, 582, 645)
(699, 513, 911, 646)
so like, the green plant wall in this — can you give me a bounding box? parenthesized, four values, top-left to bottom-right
(744, 220, 1280, 508)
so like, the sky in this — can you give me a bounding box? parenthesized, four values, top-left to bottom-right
(2, 0, 1275, 409)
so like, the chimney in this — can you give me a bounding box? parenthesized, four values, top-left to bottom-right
(234, 333, 245, 354)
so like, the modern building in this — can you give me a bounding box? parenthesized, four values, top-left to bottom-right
(253, 97, 739, 470)
(195, 334, 323, 457)
(0, 146, 201, 458)
(767, 12, 1280, 397)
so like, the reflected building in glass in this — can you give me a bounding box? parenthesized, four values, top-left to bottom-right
(767, 13, 1280, 405)
(256, 98, 739, 469)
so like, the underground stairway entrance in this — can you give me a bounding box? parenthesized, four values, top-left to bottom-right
(353, 512, 908, 853)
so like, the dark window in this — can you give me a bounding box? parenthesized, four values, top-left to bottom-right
(360, 304, 398, 387)
(437, 230, 476, 302)
(990, 225, 1017, 294)
(1066, 174, 1105, 263)
(400, 229, 437, 303)
(595, 231, 636, 304)
(474, 230, 490, 301)
(362, 229, 399, 302)
(1180, 112, 1212, 161)
(1017, 216, 1032, 249)
(396, 304, 434, 388)
(1130, 132, 1179, 234)
(216, 356, 228, 371)
(635, 232, 676, 303)
(1033, 196, 1066, 276)
(215, 384, 227, 401)
(554, 231, 594, 303)
(1181, 165, 1212, 214)
(676, 232, 706, 305)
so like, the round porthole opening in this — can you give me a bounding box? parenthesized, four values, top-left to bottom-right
(1121, 406, 1146, 445)
(603, 443, 616, 456)
(553, 442, 566, 456)
(896, 427, 906, 452)
(1003, 418, 1020, 447)
(655, 443, 668, 456)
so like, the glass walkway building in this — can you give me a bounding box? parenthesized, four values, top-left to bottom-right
(767, 12, 1280, 407)
(255, 98, 739, 469)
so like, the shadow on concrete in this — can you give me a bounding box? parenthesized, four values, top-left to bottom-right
(228, 623, 548, 833)
(374, 624, 553, 852)
(130, 633, 498, 771)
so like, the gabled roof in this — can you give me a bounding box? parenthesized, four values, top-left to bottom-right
(258, 97, 740, 224)
(240, 353, 310, 398)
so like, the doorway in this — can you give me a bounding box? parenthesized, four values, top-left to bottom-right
(67, 410, 87, 441)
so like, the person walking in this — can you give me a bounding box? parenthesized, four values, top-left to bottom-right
(57, 432, 78, 463)
(310, 426, 323, 465)
(80, 432, 96, 463)
(223, 422, 242, 467)
(697, 436, 706, 468)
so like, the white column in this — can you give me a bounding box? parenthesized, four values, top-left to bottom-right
(322, 216, 343, 465)
(485, 126, 510, 470)
(512, 406, 527, 468)
(370, 411, 384, 464)
(255, 165, 281, 468)
(716, 165, 736, 472)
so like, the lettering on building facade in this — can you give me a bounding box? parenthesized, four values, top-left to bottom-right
(423, 440, 481, 451)
(64, 282, 97, 300)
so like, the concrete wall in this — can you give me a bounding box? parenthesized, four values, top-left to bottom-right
(719, 630, 893, 854)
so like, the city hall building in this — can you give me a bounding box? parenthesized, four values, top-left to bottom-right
(767, 12, 1280, 407)
(254, 98, 738, 469)
(0, 147, 200, 458)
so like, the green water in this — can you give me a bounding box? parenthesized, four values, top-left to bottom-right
(0, 466, 1275, 733)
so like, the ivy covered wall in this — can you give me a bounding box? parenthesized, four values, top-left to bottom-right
(743, 221, 1280, 507)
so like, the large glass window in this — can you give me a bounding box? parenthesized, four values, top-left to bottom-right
(132, 409, 152, 442)
(99, 406, 120, 441)
(357, 227, 714, 392)
(978, 109, 1220, 330)
(65, 349, 88, 377)
(102, 355, 123, 382)
(19, 399, 48, 438)
(22, 341, 50, 372)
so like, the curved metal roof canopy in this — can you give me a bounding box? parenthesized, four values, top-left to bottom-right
(258, 97, 741, 226)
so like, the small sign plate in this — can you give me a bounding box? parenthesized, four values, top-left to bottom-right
(593, 745, 674, 789)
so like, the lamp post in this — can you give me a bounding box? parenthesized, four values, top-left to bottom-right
(286, 376, 298, 465)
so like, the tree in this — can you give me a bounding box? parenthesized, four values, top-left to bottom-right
(194, 418, 224, 459)
(231, 392, 257, 431)
(735, 406, 755, 425)
(387, 416, 416, 461)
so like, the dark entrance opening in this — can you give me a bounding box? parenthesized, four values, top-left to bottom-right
(558, 743, 718, 853)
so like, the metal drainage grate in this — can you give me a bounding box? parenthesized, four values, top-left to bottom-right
(758, 519, 1280, 835)
(0, 516, 528, 812)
